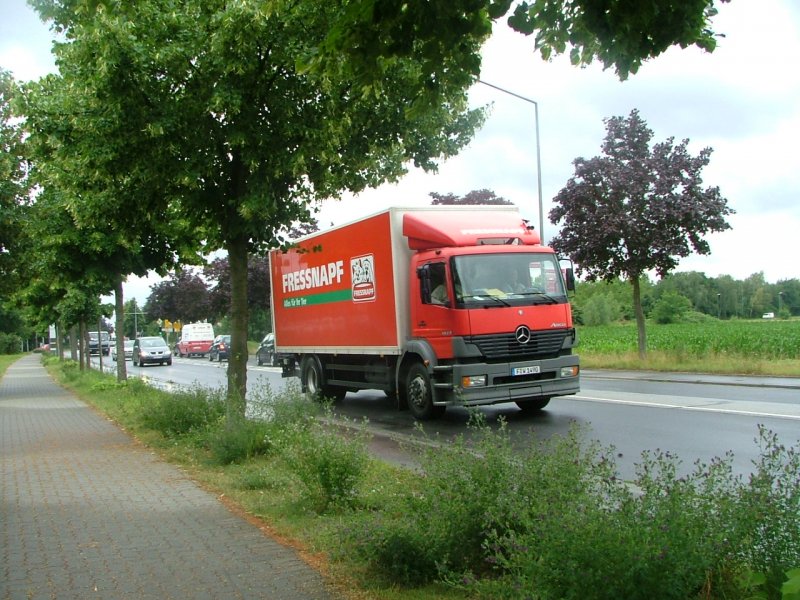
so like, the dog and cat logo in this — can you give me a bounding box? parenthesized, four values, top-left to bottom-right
(350, 254, 376, 303)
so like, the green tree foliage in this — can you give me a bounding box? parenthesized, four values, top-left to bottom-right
(582, 293, 621, 326)
(0, 70, 28, 298)
(429, 188, 513, 205)
(26, 0, 484, 414)
(651, 291, 693, 324)
(549, 109, 733, 358)
(304, 0, 729, 97)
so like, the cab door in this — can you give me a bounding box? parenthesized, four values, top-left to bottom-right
(412, 261, 456, 359)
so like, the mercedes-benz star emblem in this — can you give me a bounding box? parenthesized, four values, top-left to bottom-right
(515, 325, 531, 345)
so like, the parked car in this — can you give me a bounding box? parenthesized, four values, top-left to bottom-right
(255, 333, 280, 367)
(208, 335, 231, 362)
(112, 340, 135, 362)
(132, 336, 172, 367)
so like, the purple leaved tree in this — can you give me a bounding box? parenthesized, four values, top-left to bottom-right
(549, 109, 733, 358)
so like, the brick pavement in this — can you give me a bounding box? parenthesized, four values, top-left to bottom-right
(0, 354, 337, 600)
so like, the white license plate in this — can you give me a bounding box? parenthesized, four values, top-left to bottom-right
(512, 366, 540, 376)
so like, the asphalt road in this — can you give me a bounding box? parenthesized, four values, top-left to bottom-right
(91, 354, 800, 479)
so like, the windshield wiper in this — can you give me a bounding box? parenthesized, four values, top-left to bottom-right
(462, 294, 511, 307)
(518, 291, 559, 304)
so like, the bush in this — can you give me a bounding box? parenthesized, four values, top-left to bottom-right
(581, 293, 621, 326)
(139, 385, 225, 437)
(0, 332, 22, 354)
(729, 426, 800, 599)
(206, 417, 272, 465)
(344, 419, 800, 599)
(283, 413, 370, 512)
(652, 291, 693, 324)
(348, 414, 553, 586)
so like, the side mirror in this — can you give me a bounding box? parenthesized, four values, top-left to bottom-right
(565, 268, 575, 292)
(417, 264, 432, 303)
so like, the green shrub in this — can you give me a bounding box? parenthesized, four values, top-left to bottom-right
(0, 332, 22, 354)
(206, 417, 272, 465)
(348, 414, 558, 586)
(283, 414, 370, 512)
(582, 293, 621, 326)
(651, 291, 693, 324)
(139, 385, 225, 437)
(729, 426, 800, 599)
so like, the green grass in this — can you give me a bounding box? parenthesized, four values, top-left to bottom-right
(0, 354, 22, 379)
(40, 356, 800, 600)
(578, 320, 800, 376)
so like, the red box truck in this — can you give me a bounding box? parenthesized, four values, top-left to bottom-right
(269, 206, 579, 419)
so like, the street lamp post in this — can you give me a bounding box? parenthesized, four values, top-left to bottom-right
(717, 293, 721, 320)
(778, 291, 785, 315)
(477, 79, 544, 242)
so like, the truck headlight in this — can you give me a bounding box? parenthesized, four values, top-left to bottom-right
(461, 375, 487, 388)
(560, 366, 579, 378)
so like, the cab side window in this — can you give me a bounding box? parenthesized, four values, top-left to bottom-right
(428, 262, 449, 305)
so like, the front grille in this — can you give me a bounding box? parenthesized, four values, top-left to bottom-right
(467, 329, 570, 360)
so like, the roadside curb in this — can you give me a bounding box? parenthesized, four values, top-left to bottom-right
(583, 369, 800, 390)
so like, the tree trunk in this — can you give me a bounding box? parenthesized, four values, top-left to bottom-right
(631, 275, 647, 359)
(226, 233, 249, 419)
(56, 321, 64, 360)
(69, 325, 79, 361)
(97, 316, 104, 371)
(114, 278, 127, 382)
(79, 320, 86, 370)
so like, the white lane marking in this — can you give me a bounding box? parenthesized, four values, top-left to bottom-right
(572, 394, 800, 421)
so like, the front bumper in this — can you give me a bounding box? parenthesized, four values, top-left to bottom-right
(432, 355, 580, 406)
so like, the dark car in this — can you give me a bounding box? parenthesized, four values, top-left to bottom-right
(132, 336, 172, 367)
(255, 333, 280, 367)
(208, 335, 231, 362)
(88, 331, 111, 355)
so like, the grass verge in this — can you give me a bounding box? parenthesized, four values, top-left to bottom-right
(0, 353, 22, 379)
(40, 356, 800, 599)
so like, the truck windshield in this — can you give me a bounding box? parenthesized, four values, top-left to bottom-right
(452, 253, 567, 306)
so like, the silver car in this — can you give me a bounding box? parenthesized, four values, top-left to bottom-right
(132, 336, 172, 367)
(111, 340, 135, 361)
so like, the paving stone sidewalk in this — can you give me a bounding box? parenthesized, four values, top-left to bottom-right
(0, 354, 337, 600)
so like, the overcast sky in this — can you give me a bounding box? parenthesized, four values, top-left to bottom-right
(2, 0, 798, 305)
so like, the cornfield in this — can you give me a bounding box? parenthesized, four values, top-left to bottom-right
(577, 320, 800, 360)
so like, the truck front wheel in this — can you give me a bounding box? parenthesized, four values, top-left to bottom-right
(516, 397, 551, 412)
(404, 363, 444, 420)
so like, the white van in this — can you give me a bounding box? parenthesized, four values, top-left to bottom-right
(174, 322, 215, 357)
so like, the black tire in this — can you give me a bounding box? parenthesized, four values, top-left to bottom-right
(301, 356, 325, 400)
(404, 362, 444, 420)
(516, 397, 551, 412)
(166, 359, 172, 366)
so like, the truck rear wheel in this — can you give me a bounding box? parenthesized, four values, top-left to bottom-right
(301, 356, 346, 403)
(301, 356, 325, 400)
(516, 397, 551, 412)
(404, 362, 444, 420)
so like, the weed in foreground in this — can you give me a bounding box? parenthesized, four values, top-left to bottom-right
(139, 385, 226, 437)
(282, 410, 371, 513)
